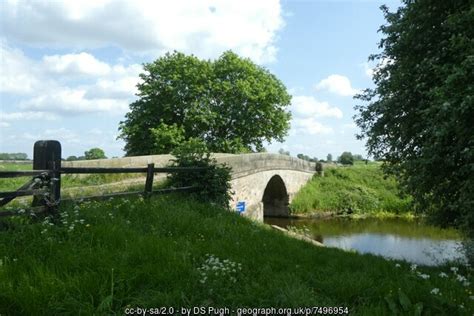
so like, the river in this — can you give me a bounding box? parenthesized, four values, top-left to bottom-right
(265, 217, 466, 266)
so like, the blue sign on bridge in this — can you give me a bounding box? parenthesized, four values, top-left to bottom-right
(236, 201, 246, 214)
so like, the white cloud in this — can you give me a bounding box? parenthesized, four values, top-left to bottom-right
(0, 0, 284, 63)
(0, 111, 59, 121)
(292, 95, 343, 118)
(20, 88, 129, 114)
(22, 128, 81, 144)
(292, 117, 333, 135)
(0, 42, 42, 94)
(1, 43, 140, 115)
(42, 52, 111, 76)
(362, 57, 395, 78)
(363, 62, 374, 78)
(315, 74, 360, 97)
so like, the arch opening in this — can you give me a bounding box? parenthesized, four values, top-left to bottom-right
(262, 175, 289, 217)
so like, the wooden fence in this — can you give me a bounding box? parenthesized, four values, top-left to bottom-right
(0, 140, 206, 218)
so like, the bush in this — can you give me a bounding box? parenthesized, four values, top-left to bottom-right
(168, 138, 232, 209)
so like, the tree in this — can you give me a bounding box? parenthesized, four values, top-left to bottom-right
(338, 152, 354, 165)
(66, 156, 78, 161)
(278, 148, 290, 156)
(355, 1, 473, 238)
(326, 153, 333, 162)
(353, 154, 365, 161)
(119, 51, 292, 155)
(84, 148, 107, 160)
(0, 153, 28, 160)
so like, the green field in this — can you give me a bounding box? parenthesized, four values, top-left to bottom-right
(290, 162, 413, 216)
(0, 162, 153, 208)
(0, 195, 472, 315)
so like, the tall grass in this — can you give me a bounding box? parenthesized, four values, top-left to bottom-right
(0, 195, 472, 315)
(291, 162, 412, 215)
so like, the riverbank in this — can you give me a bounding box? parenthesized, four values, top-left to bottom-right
(290, 162, 413, 217)
(0, 195, 472, 314)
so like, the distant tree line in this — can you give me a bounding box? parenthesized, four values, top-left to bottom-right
(0, 153, 29, 160)
(278, 149, 366, 165)
(65, 148, 107, 161)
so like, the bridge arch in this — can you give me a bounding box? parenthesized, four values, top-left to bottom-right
(262, 175, 290, 217)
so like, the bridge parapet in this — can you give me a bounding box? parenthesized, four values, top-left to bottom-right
(62, 153, 316, 175)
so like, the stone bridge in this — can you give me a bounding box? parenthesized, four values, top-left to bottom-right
(63, 153, 317, 221)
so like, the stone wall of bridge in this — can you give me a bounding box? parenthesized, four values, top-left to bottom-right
(63, 153, 317, 221)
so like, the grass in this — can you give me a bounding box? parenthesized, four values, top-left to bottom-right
(0, 162, 147, 192)
(290, 162, 413, 216)
(0, 162, 165, 210)
(0, 195, 472, 315)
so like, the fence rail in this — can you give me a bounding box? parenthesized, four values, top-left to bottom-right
(0, 170, 51, 178)
(0, 140, 206, 218)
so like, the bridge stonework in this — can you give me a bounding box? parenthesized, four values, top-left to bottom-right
(63, 153, 316, 221)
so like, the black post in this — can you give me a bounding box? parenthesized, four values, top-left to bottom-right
(144, 163, 154, 198)
(32, 140, 61, 212)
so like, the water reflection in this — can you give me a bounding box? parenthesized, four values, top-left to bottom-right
(265, 217, 466, 266)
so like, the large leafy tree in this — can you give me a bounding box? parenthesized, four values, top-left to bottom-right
(84, 148, 107, 160)
(119, 51, 291, 155)
(355, 1, 473, 236)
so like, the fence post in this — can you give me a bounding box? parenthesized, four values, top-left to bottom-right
(144, 163, 154, 198)
(32, 140, 61, 213)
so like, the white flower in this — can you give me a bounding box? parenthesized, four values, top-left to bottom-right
(430, 288, 440, 295)
(450, 267, 458, 273)
(17, 209, 25, 214)
(418, 273, 430, 280)
(438, 272, 448, 278)
(410, 264, 417, 271)
(469, 296, 474, 300)
(459, 304, 464, 309)
(456, 274, 467, 282)
(463, 281, 470, 287)
(395, 263, 401, 268)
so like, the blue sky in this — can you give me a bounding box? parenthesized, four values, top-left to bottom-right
(0, 0, 400, 159)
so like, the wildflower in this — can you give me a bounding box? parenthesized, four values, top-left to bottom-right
(450, 267, 458, 273)
(456, 274, 467, 283)
(86, 224, 90, 227)
(410, 264, 417, 271)
(439, 272, 448, 278)
(430, 288, 440, 295)
(459, 304, 464, 309)
(463, 281, 470, 287)
(79, 219, 85, 224)
(469, 296, 474, 300)
(395, 263, 401, 268)
(417, 273, 430, 280)
(17, 209, 25, 214)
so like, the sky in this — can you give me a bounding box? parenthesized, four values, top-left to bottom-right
(0, 0, 401, 160)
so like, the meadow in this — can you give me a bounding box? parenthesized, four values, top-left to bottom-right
(0, 194, 472, 315)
